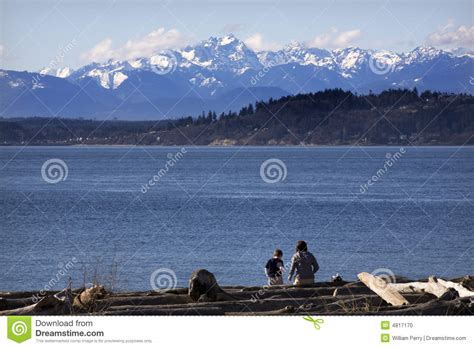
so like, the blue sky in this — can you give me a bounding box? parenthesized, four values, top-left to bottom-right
(0, 0, 472, 71)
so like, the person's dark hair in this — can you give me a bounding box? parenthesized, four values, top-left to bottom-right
(273, 249, 283, 257)
(296, 240, 308, 252)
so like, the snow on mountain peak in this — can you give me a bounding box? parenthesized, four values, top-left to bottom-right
(371, 50, 402, 67)
(47, 35, 471, 93)
(331, 47, 368, 72)
(285, 41, 305, 51)
(112, 71, 128, 89)
(405, 46, 444, 63)
(407, 46, 443, 59)
(39, 67, 74, 78)
(178, 35, 260, 73)
(411, 46, 442, 55)
(220, 34, 237, 46)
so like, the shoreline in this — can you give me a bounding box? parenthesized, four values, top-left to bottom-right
(1, 144, 473, 148)
(2, 274, 472, 294)
(1, 273, 473, 316)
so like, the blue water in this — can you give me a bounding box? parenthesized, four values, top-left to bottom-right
(1, 146, 473, 291)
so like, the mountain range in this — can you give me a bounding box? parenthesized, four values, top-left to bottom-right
(1, 34, 473, 120)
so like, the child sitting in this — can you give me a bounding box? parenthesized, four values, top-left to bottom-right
(265, 249, 284, 285)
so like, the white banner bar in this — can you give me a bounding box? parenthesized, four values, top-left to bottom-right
(1, 316, 472, 347)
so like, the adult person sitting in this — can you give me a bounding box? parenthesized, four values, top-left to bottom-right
(288, 240, 319, 286)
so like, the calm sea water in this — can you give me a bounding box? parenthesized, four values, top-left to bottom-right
(1, 146, 473, 291)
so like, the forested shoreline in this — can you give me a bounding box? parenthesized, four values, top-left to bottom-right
(1, 89, 473, 146)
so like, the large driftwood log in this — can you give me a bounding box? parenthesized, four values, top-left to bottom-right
(237, 284, 371, 298)
(95, 293, 192, 308)
(357, 272, 409, 306)
(101, 307, 226, 316)
(390, 276, 450, 298)
(390, 276, 474, 298)
(188, 269, 235, 302)
(247, 305, 296, 316)
(372, 297, 473, 315)
(2, 273, 472, 316)
(98, 292, 437, 316)
(0, 294, 70, 316)
(0, 297, 35, 311)
(436, 278, 474, 298)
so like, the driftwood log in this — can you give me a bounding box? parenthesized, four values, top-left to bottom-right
(357, 272, 409, 306)
(391, 276, 449, 297)
(373, 296, 473, 315)
(0, 292, 72, 316)
(436, 278, 474, 297)
(389, 276, 474, 298)
(1, 272, 472, 316)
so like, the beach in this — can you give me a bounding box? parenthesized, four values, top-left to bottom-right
(1, 270, 473, 316)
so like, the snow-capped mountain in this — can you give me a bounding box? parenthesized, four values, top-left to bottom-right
(1, 34, 473, 119)
(58, 35, 471, 93)
(257, 41, 332, 67)
(179, 34, 261, 73)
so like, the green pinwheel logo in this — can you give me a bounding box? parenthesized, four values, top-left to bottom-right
(303, 315, 324, 330)
(7, 316, 32, 343)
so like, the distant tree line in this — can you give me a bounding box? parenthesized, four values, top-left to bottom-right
(1, 88, 473, 145)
